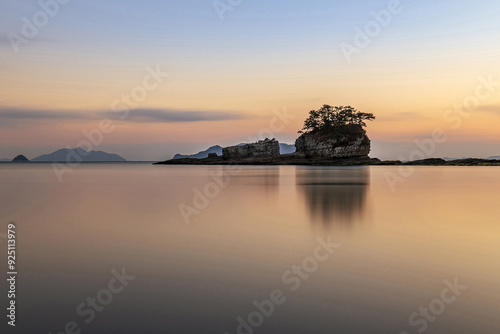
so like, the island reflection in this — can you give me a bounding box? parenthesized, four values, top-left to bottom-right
(296, 167, 369, 228)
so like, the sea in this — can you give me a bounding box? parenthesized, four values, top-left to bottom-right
(1, 163, 499, 333)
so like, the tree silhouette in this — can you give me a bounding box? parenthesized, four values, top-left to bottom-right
(299, 105, 375, 134)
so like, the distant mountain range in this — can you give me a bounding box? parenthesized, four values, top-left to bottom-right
(173, 143, 296, 159)
(0, 158, 10, 162)
(173, 145, 223, 159)
(32, 148, 126, 162)
(488, 156, 500, 160)
(279, 143, 296, 154)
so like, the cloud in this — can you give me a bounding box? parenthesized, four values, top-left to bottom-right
(0, 108, 85, 119)
(0, 107, 249, 127)
(104, 108, 248, 123)
(0, 108, 88, 124)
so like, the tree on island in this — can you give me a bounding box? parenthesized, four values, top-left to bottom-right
(299, 105, 375, 134)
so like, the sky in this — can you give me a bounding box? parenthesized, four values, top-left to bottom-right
(0, 0, 499, 161)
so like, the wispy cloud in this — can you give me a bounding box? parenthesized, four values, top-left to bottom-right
(0, 108, 86, 120)
(104, 108, 248, 123)
(0, 108, 88, 123)
(0, 107, 249, 127)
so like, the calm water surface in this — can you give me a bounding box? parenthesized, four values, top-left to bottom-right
(1, 164, 499, 333)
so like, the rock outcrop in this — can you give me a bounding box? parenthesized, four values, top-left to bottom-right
(295, 124, 370, 159)
(223, 138, 280, 160)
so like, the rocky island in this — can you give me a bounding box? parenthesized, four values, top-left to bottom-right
(12, 155, 29, 162)
(156, 105, 379, 165)
(155, 105, 500, 166)
(295, 123, 371, 159)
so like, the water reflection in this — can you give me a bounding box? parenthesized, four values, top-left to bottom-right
(226, 167, 280, 196)
(296, 167, 369, 228)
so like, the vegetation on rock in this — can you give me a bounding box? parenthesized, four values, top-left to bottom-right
(299, 105, 375, 135)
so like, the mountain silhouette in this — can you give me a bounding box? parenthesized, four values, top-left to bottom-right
(12, 155, 29, 162)
(32, 148, 126, 162)
(173, 145, 223, 159)
(279, 143, 296, 154)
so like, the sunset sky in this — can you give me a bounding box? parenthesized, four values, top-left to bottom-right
(1, 0, 499, 161)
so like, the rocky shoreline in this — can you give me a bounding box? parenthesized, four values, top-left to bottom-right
(154, 155, 500, 166)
